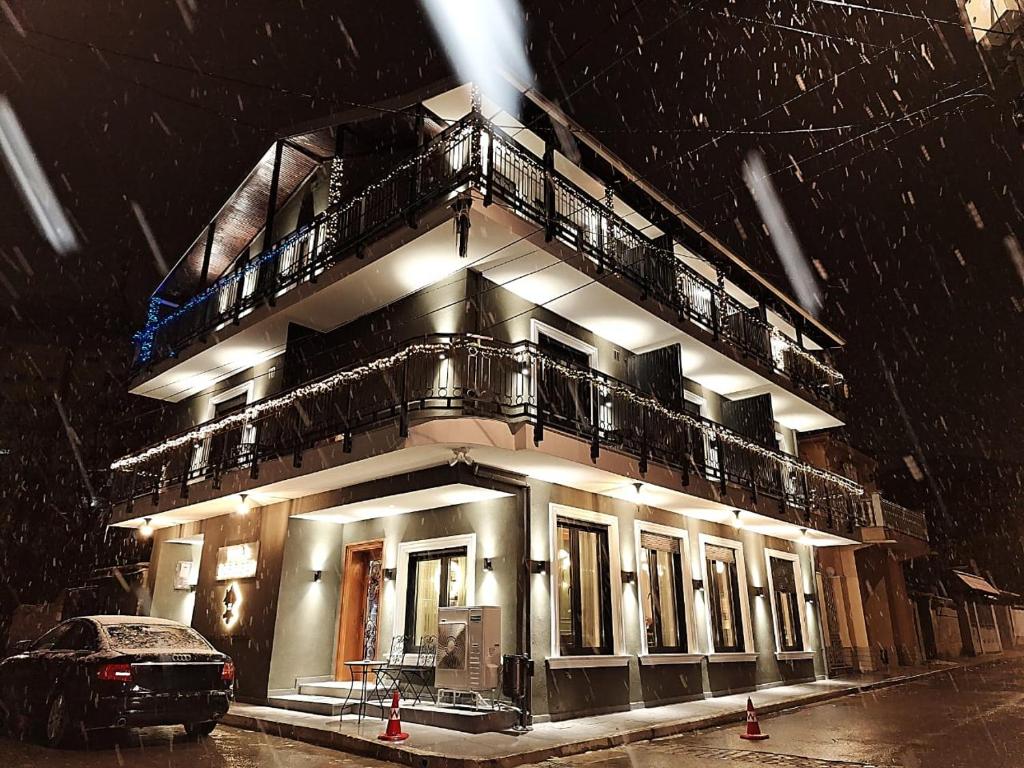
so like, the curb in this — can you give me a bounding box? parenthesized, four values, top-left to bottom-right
(221, 656, 1008, 768)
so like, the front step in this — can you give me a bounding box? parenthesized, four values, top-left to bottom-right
(298, 680, 385, 699)
(266, 694, 351, 716)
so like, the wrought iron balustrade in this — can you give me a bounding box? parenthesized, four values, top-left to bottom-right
(132, 114, 844, 411)
(113, 335, 861, 534)
(134, 116, 477, 367)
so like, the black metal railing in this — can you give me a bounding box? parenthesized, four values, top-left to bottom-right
(113, 335, 863, 534)
(483, 122, 846, 410)
(134, 116, 478, 366)
(132, 114, 845, 411)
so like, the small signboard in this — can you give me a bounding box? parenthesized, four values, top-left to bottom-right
(173, 560, 198, 591)
(216, 542, 259, 581)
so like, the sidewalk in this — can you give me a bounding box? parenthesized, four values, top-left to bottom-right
(223, 654, 1019, 768)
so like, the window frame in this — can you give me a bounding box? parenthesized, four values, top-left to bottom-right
(548, 505, 623, 660)
(393, 534, 476, 642)
(765, 549, 810, 655)
(698, 534, 754, 656)
(404, 546, 469, 644)
(555, 517, 614, 656)
(683, 390, 721, 480)
(192, 380, 256, 475)
(634, 521, 696, 656)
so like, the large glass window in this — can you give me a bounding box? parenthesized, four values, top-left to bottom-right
(769, 556, 804, 652)
(557, 518, 613, 655)
(639, 531, 686, 653)
(706, 543, 745, 652)
(406, 548, 467, 643)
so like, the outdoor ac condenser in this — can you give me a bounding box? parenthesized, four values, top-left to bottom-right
(435, 605, 501, 692)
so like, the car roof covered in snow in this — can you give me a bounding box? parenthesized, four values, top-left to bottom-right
(81, 615, 186, 627)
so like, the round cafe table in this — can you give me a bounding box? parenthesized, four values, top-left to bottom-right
(340, 659, 386, 723)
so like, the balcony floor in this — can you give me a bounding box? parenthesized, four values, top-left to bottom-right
(110, 416, 855, 547)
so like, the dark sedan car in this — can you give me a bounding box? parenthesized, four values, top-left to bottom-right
(0, 615, 234, 746)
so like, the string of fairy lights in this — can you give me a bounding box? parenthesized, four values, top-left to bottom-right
(110, 337, 861, 495)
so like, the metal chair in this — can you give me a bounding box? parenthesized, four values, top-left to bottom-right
(401, 635, 437, 705)
(374, 635, 407, 708)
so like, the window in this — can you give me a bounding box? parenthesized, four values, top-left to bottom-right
(706, 544, 745, 652)
(196, 384, 256, 474)
(684, 392, 720, 479)
(31, 623, 71, 651)
(638, 531, 687, 653)
(405, 548, 468, 643)
(769, 556, 804, 652)
(53, 621, 98, 651)
(538, 332, 593, 429)
(105, 624, 211, 651)
(556, 517, 613, 655)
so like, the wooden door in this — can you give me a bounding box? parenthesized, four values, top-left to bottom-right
(335, 540, 384, 680)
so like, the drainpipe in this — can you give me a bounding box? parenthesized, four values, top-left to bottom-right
(469, 466, 533, 727)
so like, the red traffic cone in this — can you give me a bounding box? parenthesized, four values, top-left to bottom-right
(739, 697, 769, 741)
(378, 691, 409, 742)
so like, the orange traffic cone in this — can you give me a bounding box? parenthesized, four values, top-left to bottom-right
(739, 697, 769, 741)
(378, 691, 409, 742)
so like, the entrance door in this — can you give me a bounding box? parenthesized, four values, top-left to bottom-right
(336, 540, 384, 680)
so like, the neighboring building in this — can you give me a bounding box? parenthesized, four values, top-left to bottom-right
(798, 433, 930, 673)
(108, 79, 866, 721)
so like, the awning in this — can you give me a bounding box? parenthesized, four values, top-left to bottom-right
(952, 570, 1002, 597)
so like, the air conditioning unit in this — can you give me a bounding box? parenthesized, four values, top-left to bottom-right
(435, 605, 501, 692)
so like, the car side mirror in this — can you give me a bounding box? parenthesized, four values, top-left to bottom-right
(8, 640, 33, 654)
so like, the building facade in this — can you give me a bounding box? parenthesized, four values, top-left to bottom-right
(798, 433, 930, 673)
(109, 80, 866, 721)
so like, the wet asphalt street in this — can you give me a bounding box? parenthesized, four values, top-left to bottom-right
(0, 658, 1021, 767)
(0, 722, 398, 768)
(545, 657, 1024, 768)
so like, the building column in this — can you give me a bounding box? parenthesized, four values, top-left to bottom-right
(838, 548, 874, 671)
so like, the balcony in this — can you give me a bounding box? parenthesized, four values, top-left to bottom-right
(112, 334, 863, 535)
(855, 491, 929, 543)
(132, 113, 846, 412)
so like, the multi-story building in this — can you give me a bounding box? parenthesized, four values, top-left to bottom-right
(109, 79, 866, 721)
(798, 433, 930, 673)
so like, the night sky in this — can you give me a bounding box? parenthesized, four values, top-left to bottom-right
(1, 0, 1022, 599)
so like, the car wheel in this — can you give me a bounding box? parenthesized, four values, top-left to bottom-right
(183, 721, 217, 738)
(44, 691, 80, 748)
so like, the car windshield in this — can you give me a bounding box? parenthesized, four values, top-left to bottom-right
(103, 624, 211, 651)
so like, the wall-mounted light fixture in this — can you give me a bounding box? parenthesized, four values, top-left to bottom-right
(138, 518, 154, 538)
(530, 560, 548, 574)
(235, 493, 250, 516)
(222, 584, 238, 625)
(382, 567, 397, 581)
(483, 557, 494, 572)
(752, 585, 767, 598)
(621, 571, 636, 584)
(732, 509, 743, 529)
(692, 578, 705, 591)
(313, 570, 323, 583)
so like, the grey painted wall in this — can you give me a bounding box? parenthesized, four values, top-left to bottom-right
(267, 518, 347, 692)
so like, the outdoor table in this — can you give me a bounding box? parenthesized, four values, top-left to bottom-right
(340, 659, 386, 723)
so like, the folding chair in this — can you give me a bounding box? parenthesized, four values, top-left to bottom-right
(374, 635, 407, 708)
(401, 635, 437, 705)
